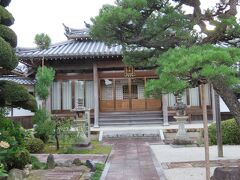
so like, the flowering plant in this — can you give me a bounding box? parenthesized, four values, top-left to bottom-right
(0, 132, 9, 177)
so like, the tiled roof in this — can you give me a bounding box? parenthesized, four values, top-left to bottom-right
(64, 25, 91, 40)
(17, 25, 123, 60)
(0, 76, 35, 85)
(17, 39, 122, 60)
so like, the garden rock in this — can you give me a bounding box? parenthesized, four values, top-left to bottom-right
(86, 160, 96, 172)
(46, 154, 55, 169)
(24, 164, 32, 171)
(8, 169, 24, 180)
(211, 166, 240, 180)
(73, 158, 82, 166)
(63, 160, 73, 167)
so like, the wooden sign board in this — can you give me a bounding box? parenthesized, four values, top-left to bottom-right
(124, 66, 135, 77)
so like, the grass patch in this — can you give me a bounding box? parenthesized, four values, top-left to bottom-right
(91, 163, 105, 180)
(43, 140, 112, 155)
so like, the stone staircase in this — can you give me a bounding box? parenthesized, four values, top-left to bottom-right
(99, 111, 163, 126)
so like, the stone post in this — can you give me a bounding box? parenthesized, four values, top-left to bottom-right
(162, 94, 169, 126)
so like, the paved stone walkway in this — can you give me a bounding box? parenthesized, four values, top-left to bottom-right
(103, 137, 163, 180)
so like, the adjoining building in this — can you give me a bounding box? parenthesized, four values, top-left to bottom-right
(17, 25, 215, 127)
(0, 74, 35, 128)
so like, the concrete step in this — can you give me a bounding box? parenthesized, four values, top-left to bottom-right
(99, 111, 163, 126)
(100, 111, 161, 115)
(100, 117, 163, 121)
(100, 111, 162, 117)
(99, 121, 163, 126)
(102, 129, 162, 138)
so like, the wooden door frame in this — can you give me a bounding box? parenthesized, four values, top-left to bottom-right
(99, 77, 162, 112)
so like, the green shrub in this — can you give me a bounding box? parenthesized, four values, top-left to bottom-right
(0, 6, 14, 26)
(0, 25, 17, 47)
(0, 81, 37, 112)
(4, 147, 31, 170)
(0, 117, 25, 146)
(33, 108, 54, 143)
(31, 156, 46, 169)
(35, 66, 55, 100)
(0, 37, 17, 70)
(0, 117, 31, 170)
(208, 119, 240, 145)
(33, 108, 50, 124)
(25, 138, 44, 153)
(0, 163, 8, 177)
(0, 0, 11, 7)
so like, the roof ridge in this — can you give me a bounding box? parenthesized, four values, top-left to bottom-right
(17, 39, 76, 53)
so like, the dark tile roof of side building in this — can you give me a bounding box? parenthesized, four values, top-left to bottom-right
(0, 76, 35, 85)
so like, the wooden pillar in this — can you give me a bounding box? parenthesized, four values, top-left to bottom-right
(128, 78, 132, 110)
(93, 63, 99, 127)
(144, 77, 147, 110)
(211, 85, 216, 122)
(201, 85, 210, 180)
(113, 79, 116, 110)
(162, 94, 169, 126)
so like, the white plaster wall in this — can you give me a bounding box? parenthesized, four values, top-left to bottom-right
(220, 97, 230, 112)
(6, 108, 34, 117)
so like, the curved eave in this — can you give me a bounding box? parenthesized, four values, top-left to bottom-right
(18, 54, 123, 61)
(17, 39, 123, 61)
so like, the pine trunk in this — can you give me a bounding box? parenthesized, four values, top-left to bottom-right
(211, 80, 240, 126)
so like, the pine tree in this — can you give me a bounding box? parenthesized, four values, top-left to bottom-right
(34, 33, 55, 107)
(90, 0, 240, 125)
(0, 0, 37, 112)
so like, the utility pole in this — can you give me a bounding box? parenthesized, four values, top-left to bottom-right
(201, 84, 210, 180)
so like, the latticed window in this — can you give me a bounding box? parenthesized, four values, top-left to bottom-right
(131, 85, 138, 99)
(122, 85, 138, 99)
(122, 85, 129, 99)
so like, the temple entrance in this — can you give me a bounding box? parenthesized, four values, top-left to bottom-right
(100, 78, 161, 112)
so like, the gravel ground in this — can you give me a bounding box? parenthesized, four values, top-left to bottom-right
(150, 145, 240, 180)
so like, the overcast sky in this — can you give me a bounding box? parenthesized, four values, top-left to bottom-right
(7, 0, 218, 48)
(7, 0, 115, 47)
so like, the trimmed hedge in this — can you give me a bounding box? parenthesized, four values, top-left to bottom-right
(0, 81, 37, 112)
(0, 37, 18, 70)
(25, 138, 44, 153)
(0, 5, 14, 26)
(208, 119, 240, 145)
(0, 25, 17, 47)
(4, 147, 31, 170)
(0, 0, 11, 7)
